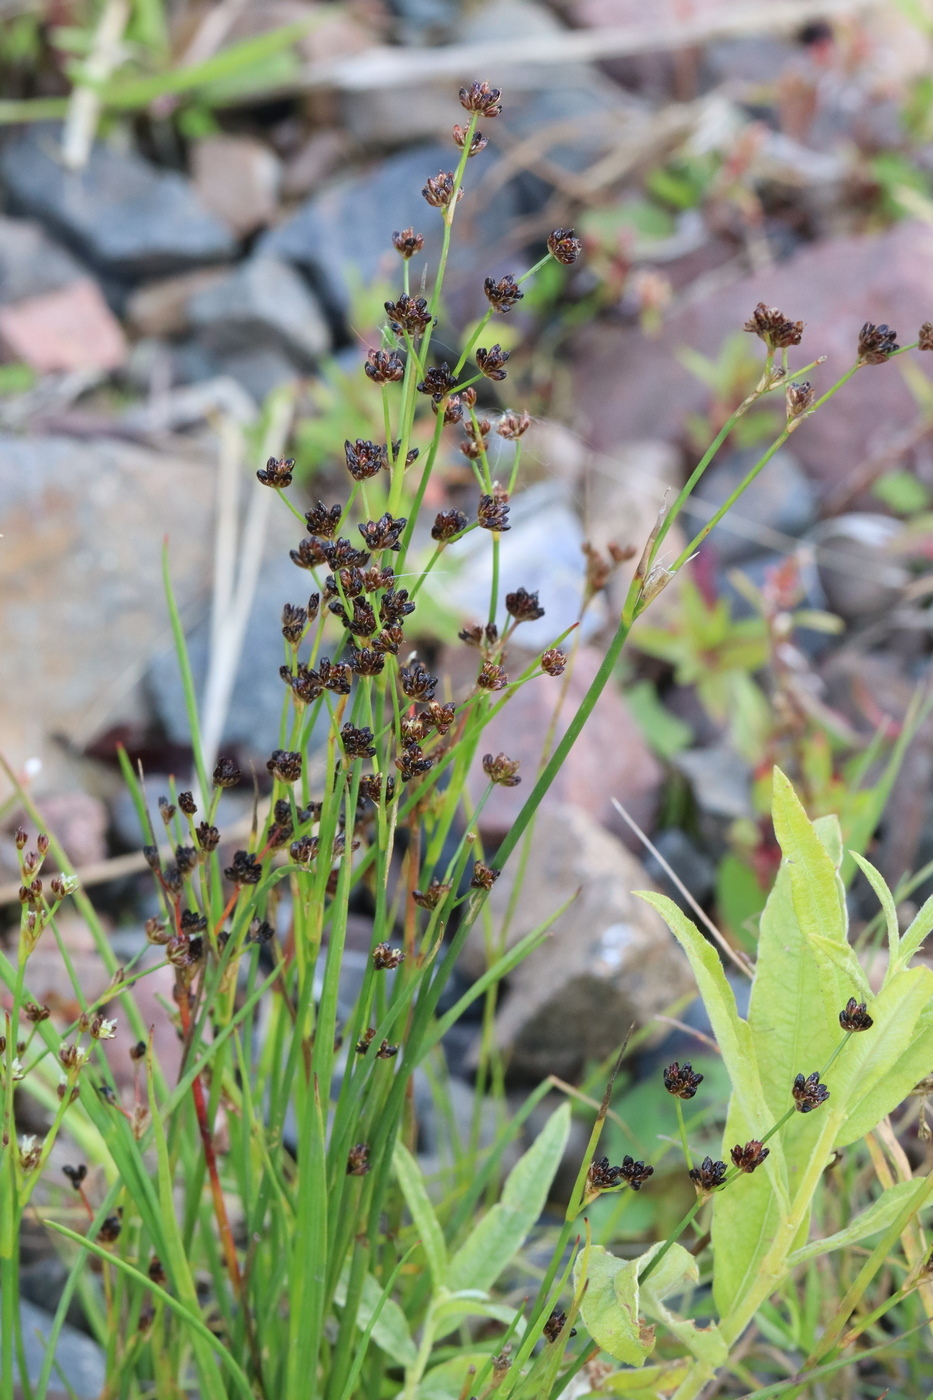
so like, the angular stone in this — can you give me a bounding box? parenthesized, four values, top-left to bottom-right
(125, 267, 229, 338)
(440, 642, 663, 839)
(14, 1297, 105, 1400)
(571, 221, 933, 493)
(460, 804, 692, 1081)
(0, 214, 86, 304)
(280, 130, 349, 200)
(0, 434, 214, 801)
(682, 445, 817, 565)
(813, 512, 909, 622)
(0, 277, 127, 372)
(188, 255, 330, 367)
(190, 135, 281, 237)
(0, 125, 236, 278)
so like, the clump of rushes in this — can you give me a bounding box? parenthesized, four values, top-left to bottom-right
(2, 79, 923, 1400)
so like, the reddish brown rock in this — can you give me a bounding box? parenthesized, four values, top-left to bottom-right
(190, 136, 281, 238)
(0, 277, 126, 373)
(572, 221, 933, 495)
(444, 643, 663, 841)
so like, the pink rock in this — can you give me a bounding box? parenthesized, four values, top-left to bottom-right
(572, 221, 933, 494)
(0, 277, 126, 372)
(35, 791, 109, 869)
(570, 0, 724, 26)
(191, 136, 281, 238)
(444, 644, 663, 841)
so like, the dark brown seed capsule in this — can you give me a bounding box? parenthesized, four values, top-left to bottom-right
(305, 501, 343, 538)
(477, 494, 510, 532)
(470, 861, 500, 890)
(476, 344, 509, 380)
(689, 1156, 727, 1192)
(541, 648, 566, 676)
(422, 171, 461, 208)
(223, 851, 263, 886)
(213, 756, 241, 789)
(482, 752, 521, 787)
(547, 227, 583, 264)
(345, 439, 389, 481)
(177, 791, 197, 817)
(195, 823, 220, 852)
(400, 661, 437, 702)
(505, 587, 544, 622)
(730, 1140, 770, 1172)
(620, 1156, 654, 1190)
(267, 750, 302, 784)
(359, 513, 407, 552)
(392, 228, 425, 260)
(743, 302, 804, 350)
(477, 662, 508, 691)
(664, 1061, 704, 1100)
(256, 456, 294, 489)
(857, 322, 898, 365)
(412, 880, 452, 910)
(417, 363, 455, 400)
(839, 997, 873, 1032)
(459, 81, 503, 118)
(432, 509, 469, 542)
(341, 724, 377, 758)
(24, 1002, 50, 1023)
(543, 1309, 576, 1342)
(792, 1071, 830, 1113)
(365, 348, 405, 383)
(384, 293, 432, 337)
(453, 124, 488, 156)
(497, 410, 531, 439)
(919, 322, 933, 352)
(786, 380, 815, 422)
(63, 1163, 87, 1189)
(586, 1156, 622, 1192)
(483, 275, 523, 313)
(373, 942, 405, 969)
(347, 1143, 371, 1176)
(98, 1214, 122, 1244)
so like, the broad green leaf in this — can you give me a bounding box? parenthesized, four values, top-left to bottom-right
(602, 1362, 690, 1395)
(394, 1140, 448, 1289)
(787, 1179, 927, 1268)
(573, 1245, 654, 1367)
(712, 818, 840, 1319)
(850, 851, 899, 964)
(432, 1290, 524, 1339)
(639, 1243, 728, 1368)
(771, 769, 867, 1007)
(635, 893, 789, 1205)
(834, 970, 933, 1147)
(401, 1353, 488, 1400)
(335, 1268, 418, 1369)
(445, 1102, 569, 1293)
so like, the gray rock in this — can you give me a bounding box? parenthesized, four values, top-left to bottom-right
(0, 126, 236, 278)
(388, 0, 460, 46)
(0, 214, 86, 304)
(642, 827, 716, 911)
(674, 743, 754, 820)
(813, 512, 909, 622)
(0, 434, 214, 799)
(213, 348, 302, 404)
(11, 1296, 105, 1399)
(459, 804, 693, 1082)
(148, 535, 329, 765)
(259, 143, 521, 323)
(682, 447, 817, 565)
(188, 255, 330, 368)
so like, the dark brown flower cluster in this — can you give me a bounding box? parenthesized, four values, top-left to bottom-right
(476, 344, 509, 380)
(920, 322, 933, 352)
(453, 125, 487, 156)
(543, 1310, 576, 1343)
(792, 1071, 830, 1113)
(432, 509, 468, 541)
(857, 322, 898, 365)
(459, 81, 502, 118)
(484, 274, 523, 313)
(497, 410, 531, 439)
(664, 1061, 703, 1100)
(689, 1157, 727, 1192)
(743, 302, 804, 350)
(359, 513, 407, 552)
(257, 456, 294, 488)
(839, 998, 873, 1032)
(413, 880, 452, 910)
(470, 861, 500, 890)
(730, 1140, 770, 1172)
(477, 493, 510, 532)
(385, 294, 433, 337)
(213, 756, 241, 788)
(587, 1154, 654, 1194)
(224, 850, 263, 886)
(483, 752, 521, 787)
(345, 439, 389, 481)
(422, 171, 461, 209)
(541, 648, 566, 676)
(373, 942, 405, 969)
(267, 750, 302, 783)
(417, 363, 456, 399)
(392, 228, 424, 259)
(547, 228, 582, 264)
(505, 587, 544, 623)
(365, 348, 405, 383)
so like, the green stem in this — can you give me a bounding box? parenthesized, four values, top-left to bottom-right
(675, 1098, 692, 1169)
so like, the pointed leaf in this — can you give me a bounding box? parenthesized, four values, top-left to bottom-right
(895, 891, 933, 970)
(573, 1245, 654, 1367)
(393, 1140, 448, 1290)
(787, 1179, 927, 1268)
(445, 1103, 569, 1293)
(850, 851, 899, 965)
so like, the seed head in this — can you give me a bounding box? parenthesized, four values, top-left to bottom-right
(305, 501, 343, 538)
(392, 228, 425, 259)
(345, 439, 388, 481)
(15, 828, 28, 850)
(620, 1156, 654, 1190)
(98, 1214, 122, 1244)
(435, 394, 463, 424)
(664, 1061, 704, 1100)
(385, 292, 434, 338)
(547, 228, 582, 264)
(346, 1143, 370, 1176)
(24, 1003, 50, 1023)
(470, 860, 500, 890)
(483, 752, 521, 787)
(422, 171, 461, 209)
(586, 1156, 622, 1193)
(350, 647, 386, 677)
(158, 796, 175, 825)
(792, 1071, 830, 1113)
(858, 322, 899, 365)
(129, 1040, 146, 1061)
(290, 835, 319, 866)
(432, 508, 468, 541)
(453, 124, 488, 155)
(177, 791, 197, 817)
(919, 322, 933, 352)
(365, 348, 405, 383)
(359, 513, 407, 552)
(541, 648, 566, 676)
(341, 724, 377, 758)
(417, 363, 456, 400)
(224, 850, 263, 886)
(90, 1016, 117, 1040)
(477, 494, 510, 532)
(19, 1135, 42, 1171)
(785, 379, 815, 428)
(63, 1163, 87, 1190)
(743, 302, 804, 350)
(459, 81, 502, 118)
(505, 587, 544, 622)
(477, 661, 508, 691)
(400, 660, 437, 702)
(213, 756, 241, 789)
(281, 602, 308, 646)
(483, 274, 523, 313)
(373, 942, 405, 969)
(195, 823, 220, 852)
(148, 1257, 167, 1286)
(256, 456, 294, 489)
(412, 880, 452, 909)
(730, 1140, 770, 1172)
(359, 772, 395, 804)
(396, 745, 435, 781)
(839, 997, 873, 1032)
(476, 344, 509, 380)
(689, 1156, 727, 1192)
(497, 410, 531, 439)
(543, 1310, 576, 1342)
(425, 701, 456, 734)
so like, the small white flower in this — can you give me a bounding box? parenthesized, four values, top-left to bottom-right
(10, 1058, 25, 1081)
(92, 1017, 117, 1040)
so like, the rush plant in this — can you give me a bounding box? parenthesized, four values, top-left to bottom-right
(2, 83, 932, 1400)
